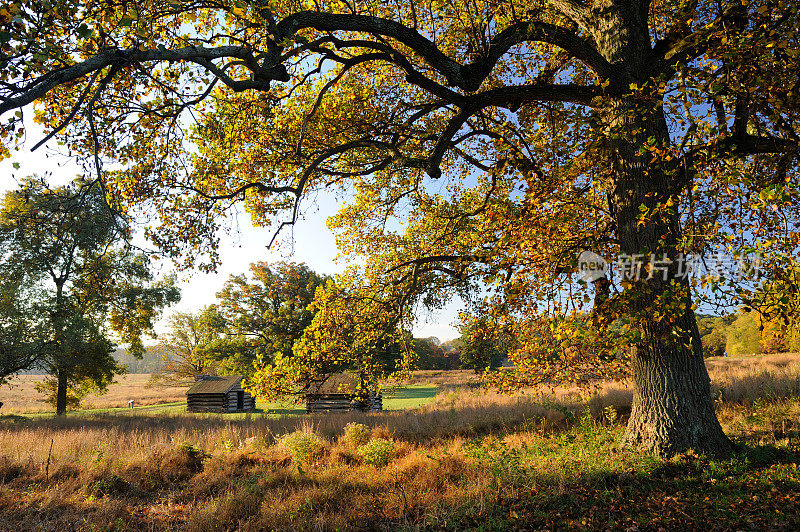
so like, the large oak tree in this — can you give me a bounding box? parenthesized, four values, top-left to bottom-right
(216, 261, 327, 368)
(1, 0, 799, 454)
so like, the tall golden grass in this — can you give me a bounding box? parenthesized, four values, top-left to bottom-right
(0, 354, 796, 468)
(0, 354, 797, 530)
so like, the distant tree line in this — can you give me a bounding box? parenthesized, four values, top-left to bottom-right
(699, 310, 800, 357)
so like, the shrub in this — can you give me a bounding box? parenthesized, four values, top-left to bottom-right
(87, 474, 131, 498)
(342, 422, 371, 448)
(359, 438, 396, 467)
(161, 443, 206, 480)
(126, 442, 206, 489)
(278, 428, 324, 464)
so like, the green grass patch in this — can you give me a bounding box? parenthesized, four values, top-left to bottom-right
(382, 384, 438, 410)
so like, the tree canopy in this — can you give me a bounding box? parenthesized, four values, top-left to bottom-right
(151, 305, 227, 384)
(0, 177, 180, 413)
(457, 313, 511, 373)
(2, 0, 799, 452)
(0, 269, 48, 383)
(246, 273, 410, 399)
(214, 261, 327, 373)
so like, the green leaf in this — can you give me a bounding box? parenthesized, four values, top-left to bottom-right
(76, 24, 92, 39)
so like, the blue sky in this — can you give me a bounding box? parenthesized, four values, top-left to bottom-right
(0, 119, 461, 341)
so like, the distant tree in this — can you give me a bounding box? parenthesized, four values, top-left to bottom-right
(423, 336, 441, 347)
(413, 337, 448, 370)
(246, 277, 410, 400)
(0, 178, 180, 414)
(457, 313, 509, 374)
(151, 306, 226, 384)
(726, 311, 762, 356)
(696, 315, 733, 357)
(215, 261, 327, 375)
(695, 309, 800, 357)
(701, 328, 727, 358)
(114, 347, 172, 374)
(441, 339, 463, 352)
(760, 320, 789, 354)
(743, 268, 800, 354)
(439, 339, 463, 369)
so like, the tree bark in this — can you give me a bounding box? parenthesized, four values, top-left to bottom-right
(604, 98, 732, 456)
(624, 314, 732, 456)
(56, 369, 68, 416)
(595, 0, 733, 456)
(54, 280, 68, 417)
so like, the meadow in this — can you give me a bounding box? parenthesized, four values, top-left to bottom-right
(0, 374, 445, 416)
(0, 374, 188, 414)
(0, 355, 798, 530)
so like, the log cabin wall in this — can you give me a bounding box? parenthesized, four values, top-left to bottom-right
(305, 392, 383, 413)
(186, 375, 255, 413)
(187, 392, 228, 413)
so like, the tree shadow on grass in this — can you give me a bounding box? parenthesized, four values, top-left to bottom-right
(454, 442, 800, 530)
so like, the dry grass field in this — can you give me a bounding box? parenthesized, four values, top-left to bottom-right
(0, 354, 798, 530)
(0, 374, 188, 414)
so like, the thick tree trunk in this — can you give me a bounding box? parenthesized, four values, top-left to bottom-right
(591, 1, 732, 455)
(606, 98, 733, 455)
(56, 369, 68, 416)
(624, 340, 731, 456)
(621, 298, 732, 455)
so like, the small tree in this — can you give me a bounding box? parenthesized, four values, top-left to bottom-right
(413, 337, 448, 370)
(0, 178, 179, 414)
(246, 276, 410, 400)
(151, 306, 226, 385)
(457, 314, 509, 374)
(701, 328, 727, 358)
(697, 315, 732, 358)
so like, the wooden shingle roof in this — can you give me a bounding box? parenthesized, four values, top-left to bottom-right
(186, 375, 243, 395)
(310, 373, 362, 394)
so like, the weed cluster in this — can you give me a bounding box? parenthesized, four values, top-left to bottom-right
(358, 438, 397, 467)
(278, 425, 325, 464)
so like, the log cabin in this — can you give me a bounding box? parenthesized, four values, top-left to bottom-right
(186, 375, 255, 413)
(305, 373, 383, 413)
